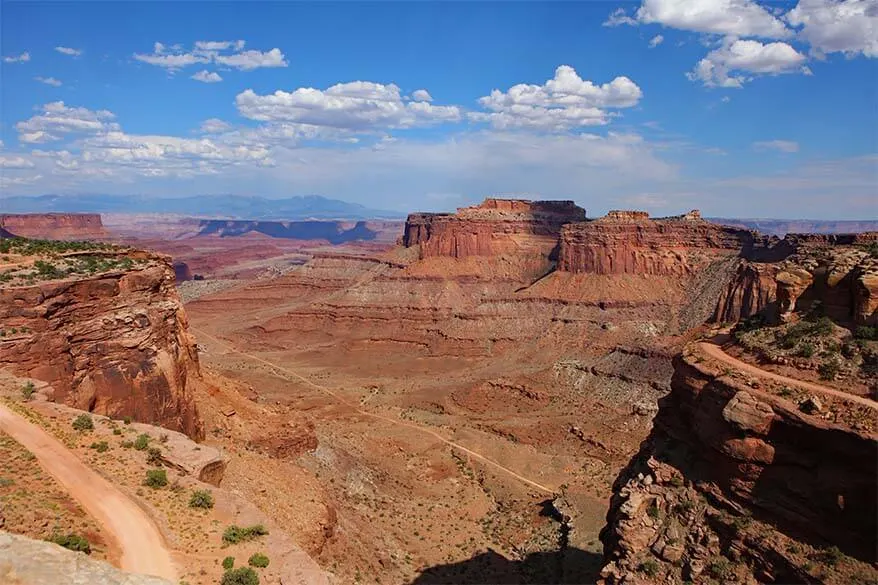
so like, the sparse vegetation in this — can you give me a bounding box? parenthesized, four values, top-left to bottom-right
(134, 433, 150, 450)
(147, 446, 163, 465)
(49, 533, 91, 554)
(21, 382, 35, 401)
(189, 489, 215, 509)
(90, 441, 110, 453)
(248, 553, 270, 568)
(638, 558, 659, 577)
(72, 414, 94, 432)
(707, 557, 731, 579)
(819, 545, 844, 566)
(855, 326, 878, 341)
(222, 524, 269, 545)
(818, 358, 842, 381)
(222, 556, 235, 570)
(121, 440, 134, 449)
(144, 468, 168, 488)
(221, 567, 259, 585)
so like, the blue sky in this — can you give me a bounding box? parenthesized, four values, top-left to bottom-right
(1, 0, 876, 218)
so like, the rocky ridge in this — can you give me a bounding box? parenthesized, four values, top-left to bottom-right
(0, 214, 107, 240)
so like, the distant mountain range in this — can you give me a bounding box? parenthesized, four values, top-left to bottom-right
(0, 194, 405, 220)
(706, 217, 878, 237)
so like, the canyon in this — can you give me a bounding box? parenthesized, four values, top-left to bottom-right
(0, 201, 875, 584)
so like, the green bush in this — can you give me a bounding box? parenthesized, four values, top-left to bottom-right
(222, 556, 235, 570)
(820, 545, 844, 566)
(90, 441, 109, 453)
(855, 326, 878, 341)
(221, 567, 259, 585)
(707, 558, 731, 579)
(638, 559, 659, 577)
(112, 428, 123, 435)
(144, 468, 168, 488)
(797, 342, 816, 358)
(134, 433, 150, 450)
(248, 553, 270, 568)
(123, 416, 132, 425)
(21, 382, 35, 401)
(818, 358, 842, 381)
(222, 524, 269, 545)
(49, 533, 91, 554)
(72, 414, 94, 432)
(189, 489, 215, 509)
(121, 440, 134, 449)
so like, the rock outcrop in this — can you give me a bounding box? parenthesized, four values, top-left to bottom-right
(558, 211, 754, 276)
(0, 531, 172, 585)
(599, 343, 878, 584)
(0, 214, 107, 240)
(0, 251, 203, 439)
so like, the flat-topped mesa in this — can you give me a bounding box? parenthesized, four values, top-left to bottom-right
(0, 247, 203, 439)
(0, 213, 107, 240)
(559, 210, 754, 276)
(402, 197, 586, 262)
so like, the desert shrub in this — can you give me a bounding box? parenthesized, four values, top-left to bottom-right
(221, 567, 259, 585)
(647, 502, 660, 519)
(865, 241, 878, 259)
(123, 416, 132, 425)
(21, 382, 35, 401)
(90, 441, 109, 453)
(222, 556, 235, 569)
(146, 447, 163, 466)
(134, 433, 150, 450)
(707, 557, 731, 579)
(33, 259, 63, 279)
(638, 559, 659, 577)
(50, 533, 91, 554)
(189, 489, 215, 509)
(248, 553, 269, 568)
(112, 428, 123, 435)
(855, 326, 878, 341)
(818, 358, 842, 381)
(121, 440, 134, 448)
(72, 414, 94, 431)
(222, 524, 269, 545)
(820, 545, 844, 566)
(796, 342, 816, 358)
(144, 468, 168, 488)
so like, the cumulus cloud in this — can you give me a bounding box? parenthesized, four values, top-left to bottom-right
(786, 0, 878, 58)
(134, 41, 286, 71)
(3, 51, 30, 63)
(199, 118, 232, 134)
(55, 46, 82, 57)
(607, 0, 792, 38)
(687, 38, 809, 87)
(35, 76, 63, 87)
(470, 65, 642, 131)
(16, 102, 118, 143)
(411, 89, 433, 102)
(235, 80, 461, 131)
(649, 34, 664, 48)
(753, 139, 800, 152)
(0, 155, 36, 169)
(191, 70, 223, 83)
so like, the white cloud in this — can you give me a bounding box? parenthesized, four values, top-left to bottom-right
(35, 76, 63, 87)
(191, 70, 223, 83)
(609, 0, 792, 38)
(235, 80, 461, 131)
(195, 40, 246, 52)
(16, 101, 118, 143)
(3, 51, 30, 63)
(0, 155, 36, 169)
(55, 46, 82, 57)
(687, 38, 809, 87)
(786, 0, 878, 58)
(753, 139, 800, 152)
(135, 42, 286, 71)
(470, 65, 642, 131)
(649, 34, 665, 48)
(214, 48, 288, 70)
(411, 89, 433, 102)
(199, 118, 232, 134)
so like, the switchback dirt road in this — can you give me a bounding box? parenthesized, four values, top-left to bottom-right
(0, 403, 177, 580)
(698, 341, 878, 410)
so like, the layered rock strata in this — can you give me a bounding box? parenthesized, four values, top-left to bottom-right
(0, 213, 107, 239)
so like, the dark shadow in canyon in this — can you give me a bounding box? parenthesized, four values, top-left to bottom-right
(407, 547, 602, 585)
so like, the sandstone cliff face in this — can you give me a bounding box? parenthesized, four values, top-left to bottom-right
(599, 343, 877, 584)
(558, 211, 754, 276)
(713, 261, 779, 323)
(0, 252, 203, 439)
(0, 214, 107, 239)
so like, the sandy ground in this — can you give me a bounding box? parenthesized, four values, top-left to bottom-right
(0, 403, 177, 580)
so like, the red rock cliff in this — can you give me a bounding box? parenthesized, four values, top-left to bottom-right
(558, 210, 754, 276)
(0, 251, 203, 439)
(0, 214, 107, 239)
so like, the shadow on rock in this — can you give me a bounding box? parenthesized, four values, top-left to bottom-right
(407, 547, 602, 585)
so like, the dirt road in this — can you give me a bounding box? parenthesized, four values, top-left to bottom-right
(0, 403, 177, 579)
(193, 327, 556, 495)
(698, 341, 878, 410)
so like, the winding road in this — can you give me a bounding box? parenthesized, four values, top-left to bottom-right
(698, 341, 878, 410)
(192, 327, 556, 495)
(0, 403, 177, 580)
